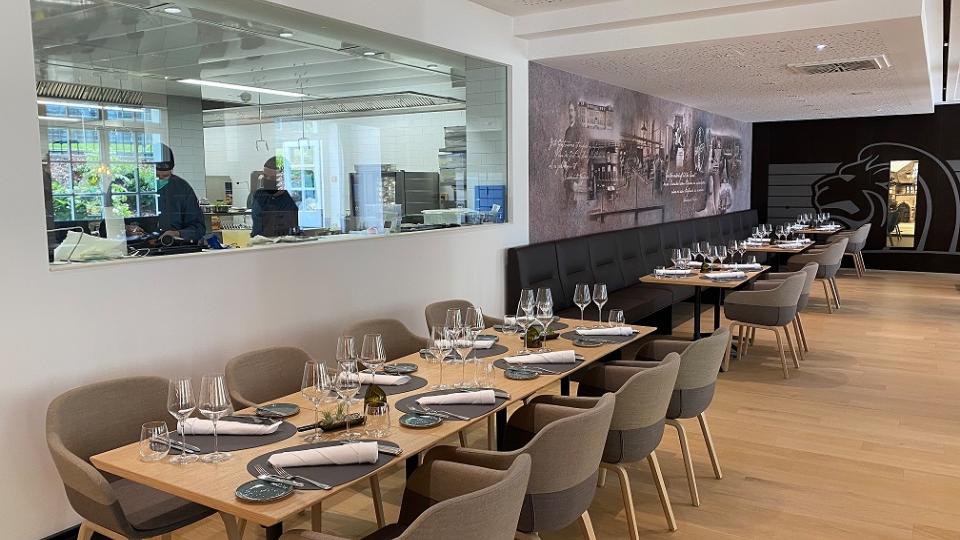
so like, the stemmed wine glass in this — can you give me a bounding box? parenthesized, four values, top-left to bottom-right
(706, 246, 718, 270)
(727, 240, 739, 264)
(198, 374, 232, 463)
(451, 325, 474, 388)
(301, 361, 333, 443)
(429, 325, 450, 389)
(444, 308, 462, 331)
(360, 334, 386, 376)
(670, 248, 681, 269)
(716, 245, 728, 268)
(535, 289, 554, 353)
(694, 241, 707, 263)
(334, 359, 361, 440)
(592, 283, 608, 327)
(736, 240, 746, 262)
(166, 377, 199, 465)
(679, 247, 692, 269)
(466, 306, 485, 387)
(573, 283, 591, 322)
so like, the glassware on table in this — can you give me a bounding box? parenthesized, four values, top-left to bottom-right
(573, 283, 591, 322)
(139, 421, 170, 462)
(166, 377, 199, 465)
(334, 359, 362, 440)
(592, 283, 608, 327)
(669, 248, 681, 269)
(301, 361, 334, 443)
(198, 374, 232, 463)
(452, 325, 475, 388)
(608, 308, 625, 328)
(727, 240, 739, 263)
(746, 255, 758, 265)
(465, 307, 485, 386)
(705, 246, 718, 270)
(679, 247, 692, 269)
(364, 403, 391, 438)
(534, 305, 554, 353)
(694, 241, 707, 263)
(716, 245, 728, 267)
(535, 288, 553, 314)
(360, 334, 386, 375)
(737, 240, 747, 261)
(476, 357, 496, 389)
(430, 325, 451, 389)
(444, 308, 462, 330)
(515, 312, 535, 355)
(336, 335, 356, 365)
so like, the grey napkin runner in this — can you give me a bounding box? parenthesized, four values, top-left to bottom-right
(493, 357, 584, 375)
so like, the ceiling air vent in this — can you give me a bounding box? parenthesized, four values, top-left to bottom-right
(787, 54, 890, 75)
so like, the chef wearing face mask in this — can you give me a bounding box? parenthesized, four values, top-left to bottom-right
(250, 156, 299, 237)
(152, 144, 205, 242)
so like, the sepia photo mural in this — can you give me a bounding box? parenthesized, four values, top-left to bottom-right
(529, 62, 752, 243)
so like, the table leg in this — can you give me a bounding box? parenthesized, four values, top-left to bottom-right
(218, 513, 246, 540)
(693, 286, 702, 340)
(560, 376, 571, 396)
(496, 408, 508, 450)
(265, 523, 283, 540)
(713, 289, 722, 331)
(487, 415, 496, 450)
(311, 502, 323, 532)
(406, 454, 419, 478)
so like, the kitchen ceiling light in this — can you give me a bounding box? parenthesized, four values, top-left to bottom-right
(178, 79, 306, 98)
(38, 115, 80, 123)
(426, 64, 438, 69)
(815, 44, 827, 51)
(163, 6, 182, 14)
(279, 31, 294, 38)
(363, 51, 378, 56)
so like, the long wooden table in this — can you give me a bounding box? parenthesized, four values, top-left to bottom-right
(91, 319, 655, 539)
(743, 242, 814, 270)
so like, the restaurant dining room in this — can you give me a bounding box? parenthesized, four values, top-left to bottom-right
(3, 0, 960, 539)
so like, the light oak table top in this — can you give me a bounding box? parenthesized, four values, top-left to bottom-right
(742, 242, 814, 254)
(91, 318, 655, 530)
(796, 227, 843, 235)
(639, 266, 770, 289)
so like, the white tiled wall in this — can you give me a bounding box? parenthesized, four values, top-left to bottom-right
(164, 96, 207, 197)
(466, 58, 509, 205)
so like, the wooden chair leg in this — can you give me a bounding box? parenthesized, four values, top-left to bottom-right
(603, 463, 639, 540)
(370, 475, 386, 527)
(821, 279, 834, 314)
(667, 419, 700, 506)
(698, 412, 722, 479)
(783, 325, 800, 368)
(597, 467, 608, 487)
(796, 313, 810, 351)
(77, 522, 94, 540)
(577, 511, 598, 540)
(647, 451, 678, 531)
(741, 324, 752, 360)
(792, 319, 804, 361)
(160, 535, 172, 540)
(749, 326, 756, 344)
(311, 502, 323, 532)
(829, 277, 841, 308)
(771, 327, 789, 378)
(734, 323, 745, 364)
(459, 430, 468, 448)
(858, 252, 867, 274)
(722, 323, 736, 371)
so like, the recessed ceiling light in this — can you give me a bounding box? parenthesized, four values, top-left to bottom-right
(426, 64, 438, 69)
(163, 6, 182, 14)
(362, 51, 378, 56)
(178, 79, 306, 98)
(279, 31, 294, 38)
(815, 44, 827, 51)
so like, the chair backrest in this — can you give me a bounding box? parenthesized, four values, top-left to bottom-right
(847, 223, 871, 251)
(46, 376, 170, 537)
(793, 262, 819, 310)
(225, 347, 312, 409)
(818, 237, 849, 277)
(343, 318, 427, 361)
(398, 455, 532, 540)
(424, 299, 473, 332)
(677, 328, 729, 391)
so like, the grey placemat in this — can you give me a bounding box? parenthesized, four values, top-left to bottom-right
(493, 358, 584, 375)
(173, 421, 297, 454)
(560, 330, 637, 344)
(246, 440, 400, 490)
(359, 375, 428, 396)
(473, 343, 510, 359)
(395, 389, 509, 420)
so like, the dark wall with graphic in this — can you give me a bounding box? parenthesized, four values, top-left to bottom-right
(753, 104, 960, 273)
(529, 63, 752, 243)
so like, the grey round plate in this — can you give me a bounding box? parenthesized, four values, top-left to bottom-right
(257, 403, 300, 418)
(383, 363, 418, 375)
(399, 413, 442, 429)
(572, 337, 604, 348)
(235, 479, 293, 503)
(505, 368, 539, 381)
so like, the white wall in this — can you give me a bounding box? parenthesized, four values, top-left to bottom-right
(0, 1, 527, 538)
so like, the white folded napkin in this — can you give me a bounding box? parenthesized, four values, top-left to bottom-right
(504, 350, 578, 364)
(417, 390, 496, 405)
(181, 417, 281, 436)
(349, 373, 411, 386)
(437, 338, 492, 349)
(704, 271, 747, 280)
(721, 263, 761, 270)
(654, 268, 692, 276)
(268, 442, 379, 468)
(473, 337, 496, 349)
(575, 327, 637, 336)
(775, 243, 806, 249)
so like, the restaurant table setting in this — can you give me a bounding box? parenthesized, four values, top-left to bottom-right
(351, 373, 429, 396)
(395, 389, 509, 421)
(170, 417, 298, 454)
(493, 349, 584, 375)
(246, 440, 402, 492)
(560, 327, 637, 344)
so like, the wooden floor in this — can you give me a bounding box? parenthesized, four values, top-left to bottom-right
(173, 270, 960, 540)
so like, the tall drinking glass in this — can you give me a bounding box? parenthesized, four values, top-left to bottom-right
(679, 247, 692, 269)
(592, 283, 608, 327)
(716, 245, 728, 267)
(334, 360, 361, 440)
(336, 335, 356, 365)
(444, 308, 462, 330)
(452, 325, 475, 388)
(431, 325, 451, 389)
(301, 361, 333, 443)
(198, 374, 232, 463)
(166, 377, 198, 465)
(360, 334, 386, 375)
(670, 248, 681, 269)
(573, 283, 591, 322)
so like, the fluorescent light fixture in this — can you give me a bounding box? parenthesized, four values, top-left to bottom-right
(178, 78, 306, 98)
(39, 115, 80, 123)
(426, 64, 438, 69)
(37, 100, 144, 113)
(815, 44, 827, 51)
(362, 51, 378, 56)
(279, 31, 294, 38)
(163, 6, 182, 14)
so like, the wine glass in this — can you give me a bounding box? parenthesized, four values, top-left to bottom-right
(706, 246, 718, 270)
(360, 334, 386, 376)
(716, 245, 728, 268)
(444, 308, 462, 330)
(466, 306, 485, 387)
(534, 302, 554, 353)
(669, 248, 681, 269)
(727, 240, 739, 263)
(536, 288, 553, 331)
(452, 325, 475, 388)
(334, 359, 361, 440)
(518, 289, 535, 320)
(573, 283, 591, 322)
(336, 335, 356, 366)
(301, 361, 333, 443)
(198, 374, 232, 463)
(592, 283, 608, 327)
(736, 240, 746, 262)
(166, 377, 199, 465)
(679, 247, 692, 269)
(694, 241, 706, 263)
(430, 325, 451, 389)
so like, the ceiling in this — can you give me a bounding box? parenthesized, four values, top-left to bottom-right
(30, 0, 471, 106)
(469, 0, 616, 16)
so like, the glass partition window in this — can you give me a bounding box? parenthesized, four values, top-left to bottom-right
(31, 0, 508, 265)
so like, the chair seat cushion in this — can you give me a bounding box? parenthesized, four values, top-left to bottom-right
(112, 478, 215, 534)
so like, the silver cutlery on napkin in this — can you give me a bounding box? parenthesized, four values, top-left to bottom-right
(252, 464, 304, 488)
(337, 441, 403, 456)
(271, 464, 331, 490)
(419, 405, 470, 421)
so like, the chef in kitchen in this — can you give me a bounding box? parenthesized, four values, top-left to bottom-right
(152, 144, 205, 241)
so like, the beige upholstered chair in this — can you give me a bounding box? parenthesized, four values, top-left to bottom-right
(787, 237, 848, 312)
(225, 346, 312, 409)
(421, 393, 616, 539)
(835, 223, 871, 277)
(46, 376, 217, 540)
(569, 354, 683, 538)
(723, 273, 806, 378)
(609, 331, 729, 508)
(343, 318, 428, 361)
(424, 299, 503, 332)
(280, 454, 532, 540)
(753, 263, 819, 357)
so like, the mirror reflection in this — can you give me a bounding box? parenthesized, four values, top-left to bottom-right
(887, 160, 917, 248)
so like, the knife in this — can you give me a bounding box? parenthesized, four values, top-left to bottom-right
(223, 415, 282, 426)
(458, 388, 511, 399)
(338, 441, 403, 456)
(151, 436, 199, 454)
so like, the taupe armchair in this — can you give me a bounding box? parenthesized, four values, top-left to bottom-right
(836, 223, 871, 277)
(225, 346, 312, 409)
(343, 318, 428, 361)
(424, 299, 503, 332)
(280, 454, 532, 540)
(571, 354, 683, 538)
(787, 237, 848, 312)
(609, 330, 729, 507)
(424, 393, 616, 539)
(753, 263, 819, 357)
(723, 273, 806, 378)
(46, 376, 217, 540)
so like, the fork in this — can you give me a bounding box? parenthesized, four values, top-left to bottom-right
(252, 464, 304, 488)
(273, 465, 332, 490)
(419, 405, 470, 421)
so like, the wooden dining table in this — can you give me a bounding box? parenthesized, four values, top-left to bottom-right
(743, 241, 814, 269)
(91, 318, 655, 540)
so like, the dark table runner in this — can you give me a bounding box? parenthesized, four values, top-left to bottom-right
(395, 389, 509, 420)
(246, 440, 400, 490)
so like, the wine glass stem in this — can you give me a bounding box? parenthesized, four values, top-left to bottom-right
(580, 306, 585, 321)
(439, 358, 444, 386)
(180, 423, 186, 451)
(597, 305, 602, 325)
(212, 419, 219, 455)
(344, 399, 350, 433)
(313, 405, 320, 439)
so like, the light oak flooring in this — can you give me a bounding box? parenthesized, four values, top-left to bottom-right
(164, 270, 960, 540)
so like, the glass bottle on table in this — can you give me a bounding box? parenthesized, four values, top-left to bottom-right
(301, 361, 333, 443)
(166, 377, 199, 465)
(592, 283, 608, 327)
(198, 374, 232, 463)
(573, 283, 591, 324)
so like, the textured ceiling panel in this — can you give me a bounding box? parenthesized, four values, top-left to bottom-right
(470, 0, 617, 15)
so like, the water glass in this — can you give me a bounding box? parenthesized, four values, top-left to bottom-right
(360, 334, 386, 375)
(364, 403, 391, 438)
(139, 421, 170, 462)
(608, 308, 625, 328)
(476, 358, 496, 389)
(198, 374, 232, 463)
(431, 325, 451, 389)
(166, 377, 198, 465)
(302, 361, 333, 443)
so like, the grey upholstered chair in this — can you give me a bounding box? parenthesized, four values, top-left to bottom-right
(787, 237, 848, 313)
(753, 263, 819, 357)
(836, 223, 871, 277)
(609, 330, 729, 507)
(424, 299, 503, 332)
(343, 318, 428, 361)
(225, 347, 386, 528)
(422, 393, 616, 539)
(280, 454, 532, 540)
(46, 376, 217, 540)
(571, 354, 683, 537)
(723, 273, 806, 378)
